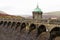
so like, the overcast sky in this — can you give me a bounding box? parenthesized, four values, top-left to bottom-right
(0, 0, 60, 16)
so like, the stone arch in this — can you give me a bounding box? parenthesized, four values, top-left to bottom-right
(26, 22, 29, 25)
(28, 23, 36, 34)
(49, 27, 60, 40)
(7, 21, 11, 27)
(11, 22, 16, 28)
(36, 25, 46, 37)
(3, 21, 7, 26)
(15, 22, 21, 29)
(20, 22, 26, 31)
(0, 21, 3, 25)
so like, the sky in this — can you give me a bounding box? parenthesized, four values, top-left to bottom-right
(0, 0, 60, 16)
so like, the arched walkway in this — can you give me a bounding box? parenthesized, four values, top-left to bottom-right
(37, 25, 46, 37)
(20, 23, 26, 31)
(7, 21, 11, 27)
(15, 22, 21, 29)
(28, 23, 36, 34)
(49, 27, 60, 40)
(3, 21, 7, 26)
(11, 22, 16, 28)
(0, 21, 3, 25)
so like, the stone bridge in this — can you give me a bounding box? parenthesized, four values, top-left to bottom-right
(0, 18, 60, 31)
(0, 18, 60, 40)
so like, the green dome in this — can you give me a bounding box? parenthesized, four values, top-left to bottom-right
(34, 6, 42, 12)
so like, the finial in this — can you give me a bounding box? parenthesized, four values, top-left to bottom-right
(37, 4, 39, 8)
(36, 0, 39, 8)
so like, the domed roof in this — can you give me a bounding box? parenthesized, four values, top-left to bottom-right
(33, 5, 42, 12)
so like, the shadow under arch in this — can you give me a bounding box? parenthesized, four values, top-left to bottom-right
(3, 21, 7, 26)
(0, 21, 3, 25)
(28, 23, 36, 34)
(49, 27, 60, 40)
(20, 22, 26, 32)
(7, 21, 11, 27)
(11, 22, 16, 28)
(36, 25, 46, 37)
(15, 22, 21, 29)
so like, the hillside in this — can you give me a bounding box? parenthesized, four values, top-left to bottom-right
(0, 11, 24, 19)
(43, 11, 60, 19)
(22, 11, 60, 19)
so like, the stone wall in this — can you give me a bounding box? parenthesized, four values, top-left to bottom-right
(0, 24, 50, 40)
